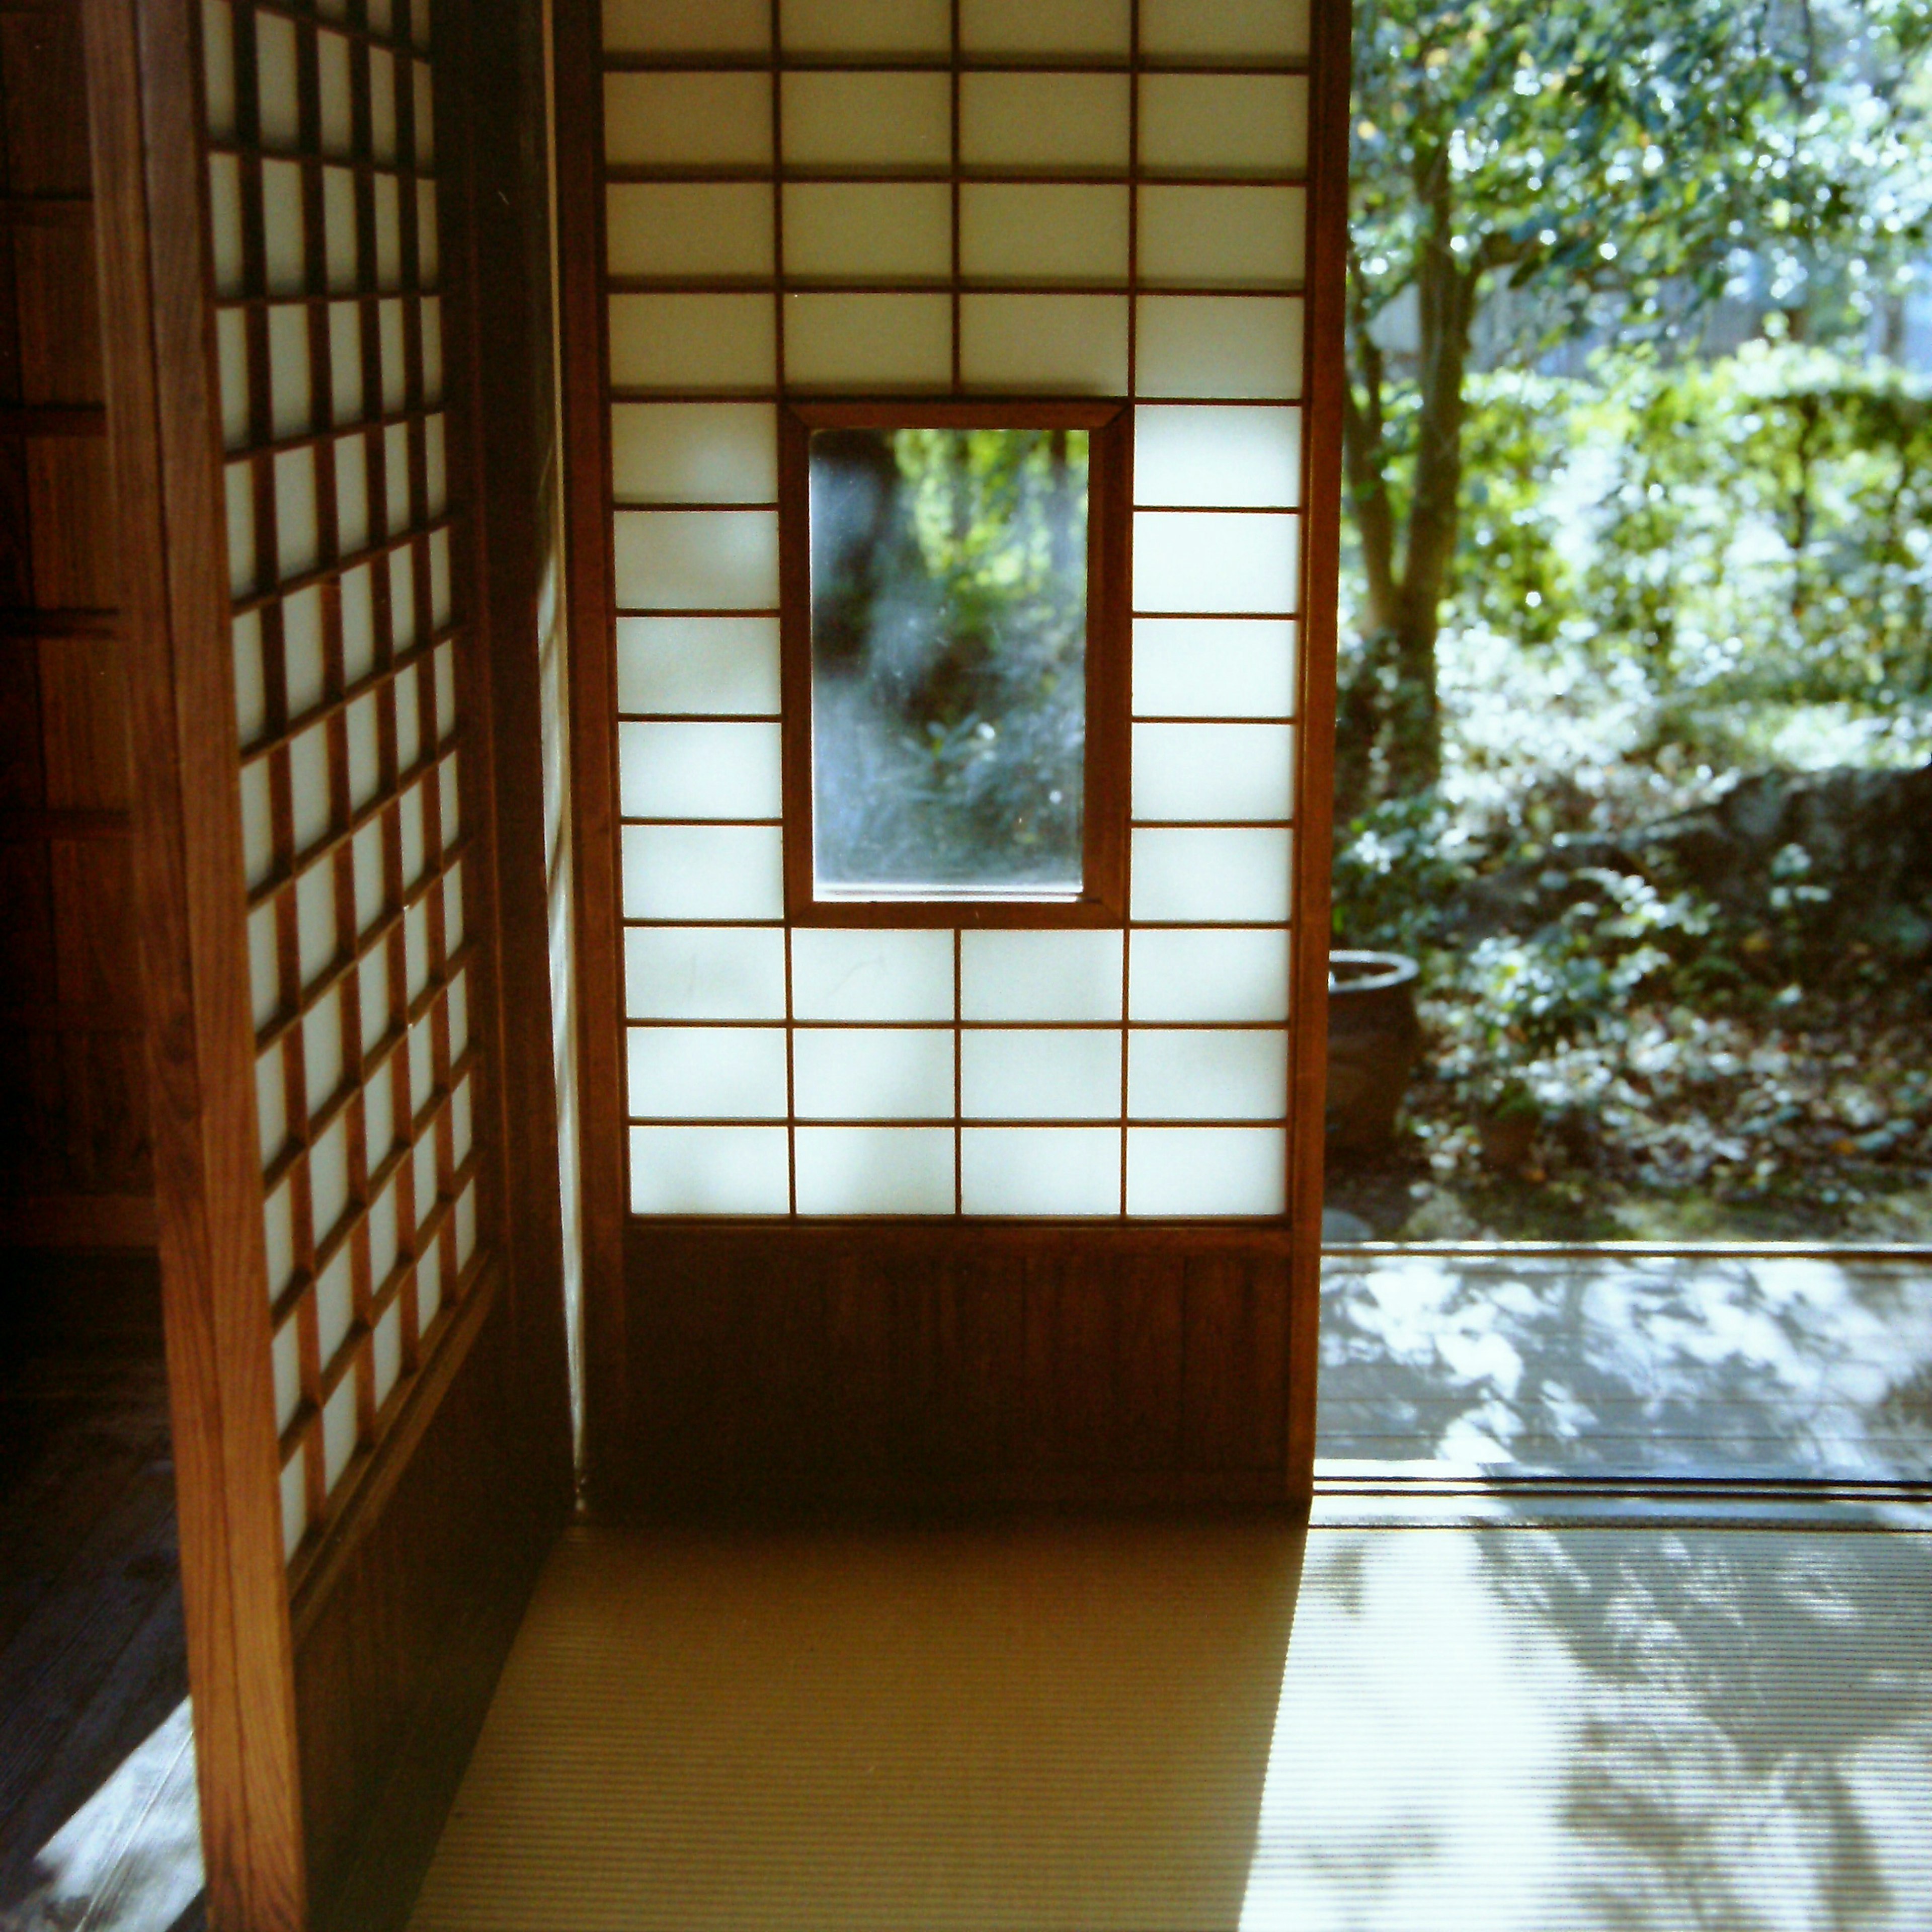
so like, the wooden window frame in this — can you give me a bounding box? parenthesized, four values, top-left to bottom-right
(778, 397, 1132, 930)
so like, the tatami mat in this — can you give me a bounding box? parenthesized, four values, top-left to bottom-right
(408, 1518, 1932, 1931)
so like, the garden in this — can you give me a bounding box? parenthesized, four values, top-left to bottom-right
(1324, 0, 1932, 1241)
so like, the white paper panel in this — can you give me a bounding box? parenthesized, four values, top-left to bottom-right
(225, 460, 255, 597)
(423, 296, 443, 401)
(607, 184, 774, 280)
(1137, 297, 1304, 399)
(1140, 187, 1306, 289)
(1140, 0, 1310, 59)
(961, 0, 1130, 54)
(781, 71, 950, 169)
(255, 11, 299, 147)
(289, 722, 331, 852)
(612, 510, 779, 610)
(960, 929, 1122, 1021)
(783, 183, 952, 282)
(430, 529, 452, 627)
(384, 423, 412, 534)
(603, 0, 769, 52)
(961, 1029, 1121, 1121)
(416, 1238, 442, 1335)
(629, 1125, 790, 1213)
(217, 308, 248, 450)
(414, 65, 435, 167)
(353, 823, 385, 934)
(791, 927, 952, 1021)
(323, 168, 357, 293)
(239, 761, 274, 896)
(368, 1166, 398, 1283)
(621, 824, 784, 920)
(313, 31, 351, 155)
(959, 184, 1129, 285)
(1139, 74, 1309, 177)
(261, 160, 306, 296)
(272, 1317, 300, 1435)
(374, 175, 403, 290)
(961, 1128, 1118, 1215)
(1135, 512, 1298, 614)
(372, 1304, 402, 1408)
(426, 414, 446, 516)
(625, 926, 787, 1019)
(1128, 928, 1289, 1021)
(1134, 617, 1297, 718)
(626, 1026, 788, 1119)
(295, 863, 336, 987)
(389, 548, 418, 652)
(276, 448, 319, 580)
(329, 302, 363, 421)
(604, 71, 771, 167)
(232, 612, 266, 744)
(959, 295, 1129, 394)
(781, 0, 949, 52)
(795, 1127, 954, 1214)
(417, 182, 439, 285)
(1131, 826, 1292, 922)
(208, 154, 244, 296)
(398, 781, 428, 891)
(280, 1455, 307, 1562)
(616, 615, 781, 715)
(1135, 407, 1301, 508)
(202, 0, 235, 136)
(406, 1004, 433, 1107)
(280, 588, 323, 718)
(321, 1378, 358, 1494)
(264, 1180, 295, 1301)
(379, 299, 407, 412)
(959, 72, 1130, 171)
(267, 305, 310, 439)
(303, 990, 344, 1116)
(617, 719, 781, 820)
(333, 434, 369, 553)
(395, 669, 422, 772)
(1129, 1027, 1287, 1120)
(1127, 1125, 1286, 1215)
(337, 568, 374, 686)
(609, 294, 777, 390)
(369, 46, 398, 163)
(790, 1027, 948, 1121)
(446, 972, 469, 1061)
(249, 902, 280, 1029)
(783, 293, 951, 390)
(1133, 722, 1296, 821)
(310, 1116, 351, 1247)
(255, 1049, 286, 1166)
(610, 404, 777, 504)
(360, 949, 390, 1057)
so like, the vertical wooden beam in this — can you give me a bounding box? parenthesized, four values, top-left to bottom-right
(81, 0, 307, 1921)
(1284, 0, 1354, 1505)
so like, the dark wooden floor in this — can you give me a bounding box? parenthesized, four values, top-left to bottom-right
(0, 1247, 203, 1932)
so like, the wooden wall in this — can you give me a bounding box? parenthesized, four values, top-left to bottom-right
(0, 0, 152, 1247)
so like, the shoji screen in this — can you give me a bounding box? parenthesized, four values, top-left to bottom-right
(200, 0, 487, 1570)
(587, 0, 1311, 1219)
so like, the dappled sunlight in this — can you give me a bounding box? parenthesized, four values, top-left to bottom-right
(1319, 1252, 1932, 1477)
(1241, 1528, 1932, 1930)
(1, 1698, 200, 1932)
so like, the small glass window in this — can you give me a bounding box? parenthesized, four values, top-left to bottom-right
(781, 402, 1129, 925)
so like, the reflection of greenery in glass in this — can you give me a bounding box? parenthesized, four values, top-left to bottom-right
(810, 427, 1089, 891)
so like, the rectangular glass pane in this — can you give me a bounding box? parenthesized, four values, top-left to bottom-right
(960, 1127, 1118, 1215)
(961, 1028, 1121, 1120)
(795, 1127, 954, 1214)
(810, 426, 1089, 894)
(792, 1027, 953, 1119)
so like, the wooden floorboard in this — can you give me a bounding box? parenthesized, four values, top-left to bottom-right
(0, 1249, 204, 1932)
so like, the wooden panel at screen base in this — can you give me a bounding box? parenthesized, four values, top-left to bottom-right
(611, 1222, 1294, 1514)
